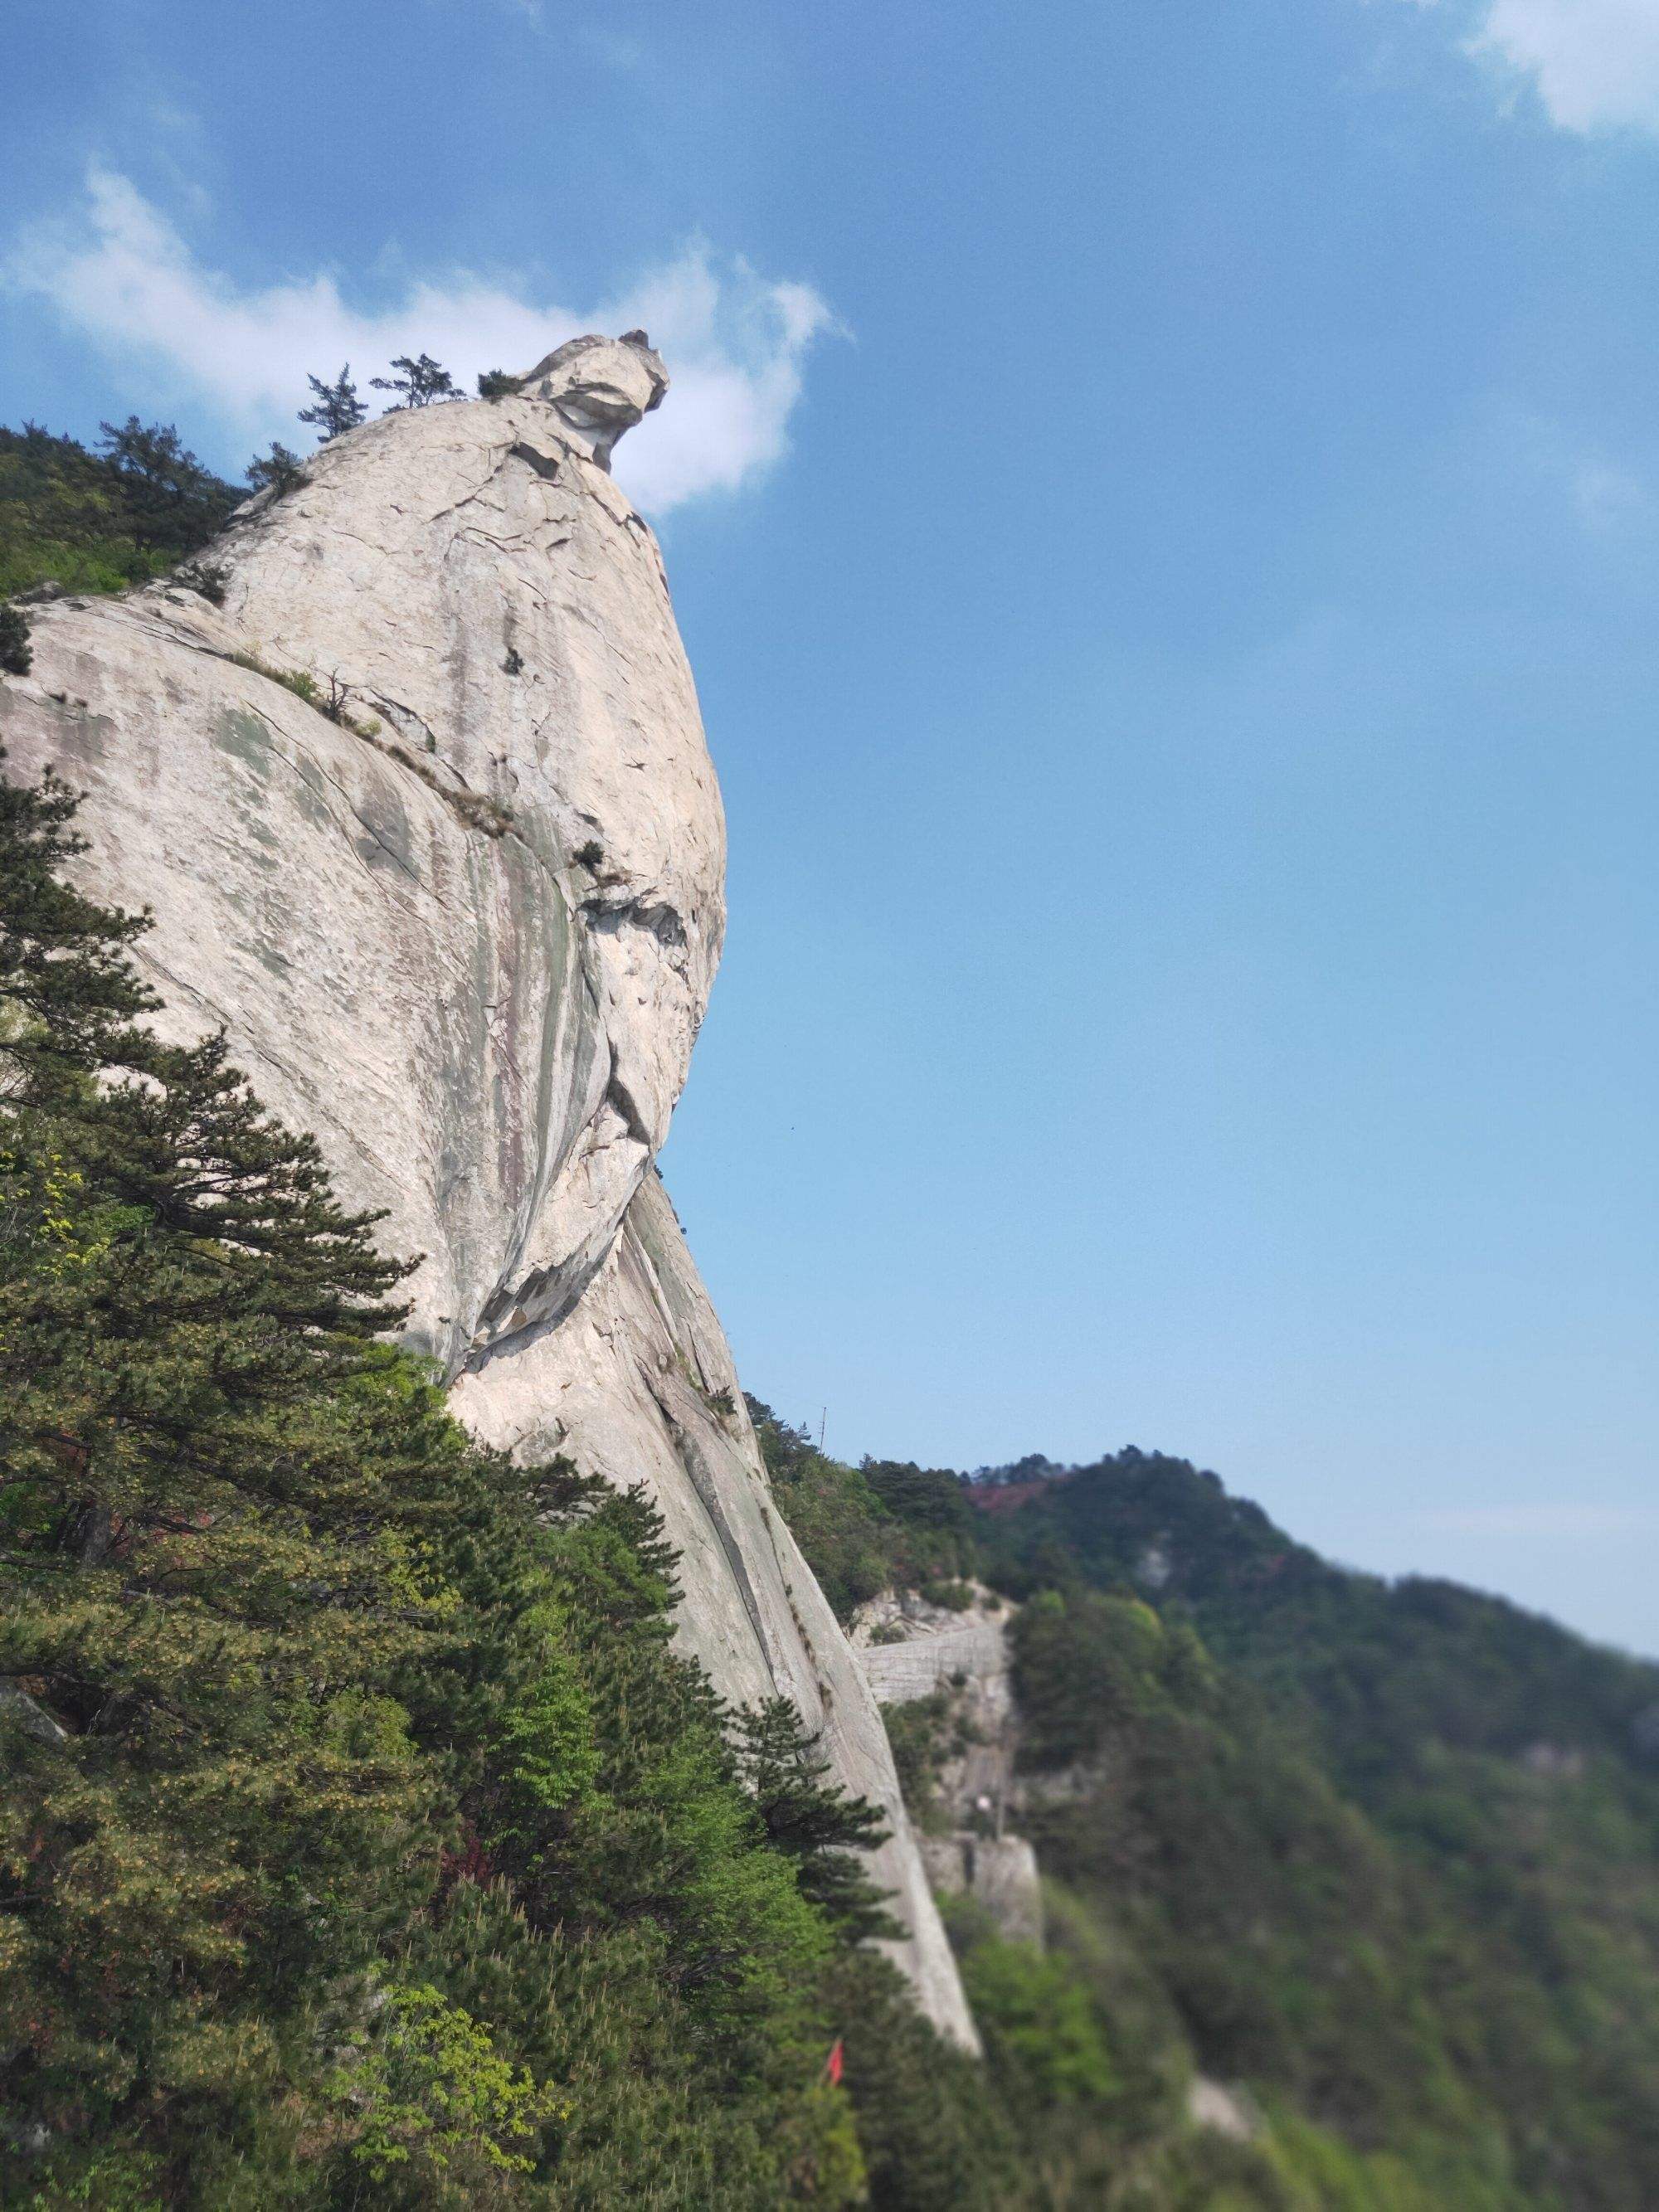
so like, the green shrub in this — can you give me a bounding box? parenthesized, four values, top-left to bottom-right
(750, 1403, 973, 1621)
(948, 1908, 1121, 2114)
(331, 1979, 552, 2192)
(883, 1692, 955, 1835)
(173, 560, 228, 605)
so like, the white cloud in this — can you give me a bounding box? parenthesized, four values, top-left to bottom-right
(1473, 0, 1659, 134)
(4, 169, 839, 512)
(1408, 0, 1659, 136)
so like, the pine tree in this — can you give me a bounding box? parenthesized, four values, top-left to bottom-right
(477, 368, 523, 401)
(95, 418, 236, 551)
(297, 364, 367, 442)
(0, 753, 924, 2205)
(372, 353, 459, 408)
(735, 1697, 899, 1943)
(0, 753, 447, 2184)
(0, 602, 31, 677)
(0, 751, 155, 1098)
(245, 440, 304, 496)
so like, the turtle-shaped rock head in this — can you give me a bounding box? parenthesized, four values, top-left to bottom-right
(516, 331, 669, 470)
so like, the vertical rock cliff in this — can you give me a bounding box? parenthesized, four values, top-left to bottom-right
(0, 336, 978, 2049)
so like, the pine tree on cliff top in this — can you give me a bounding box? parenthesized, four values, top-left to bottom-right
(372, 352, 458, 408)
(245, 438, 304, 496)
(95, 417, 238, 552)
(297, 362, 367, 441)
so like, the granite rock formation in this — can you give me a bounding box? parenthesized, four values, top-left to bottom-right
(0, 333, 977, 2049)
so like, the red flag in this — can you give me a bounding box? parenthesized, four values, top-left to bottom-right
(824, 2038, 844, 2086)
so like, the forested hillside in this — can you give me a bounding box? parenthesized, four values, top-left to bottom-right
(0, 421, 243, 598)
(757, 1412, 1659, 2210)
(0, 761, 1007, 2209)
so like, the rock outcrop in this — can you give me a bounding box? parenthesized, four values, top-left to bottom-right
(0, 334, 976, 2049)
(854, 1584, 1045, 1949)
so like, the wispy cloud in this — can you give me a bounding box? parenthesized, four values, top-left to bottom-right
(1569, 455, 1652, 531)
(1500, 406, 1656, 532)
(1402, 0, 1659, 136)
(1472, 0, 1659, 134)
(3, 168, 839, 513)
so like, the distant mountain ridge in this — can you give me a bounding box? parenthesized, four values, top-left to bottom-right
(963, 1444, 1659, 1777)
(757, 1406, 1659, 2209)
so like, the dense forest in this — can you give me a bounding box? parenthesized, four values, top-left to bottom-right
(756, 1411, 1659, 2209)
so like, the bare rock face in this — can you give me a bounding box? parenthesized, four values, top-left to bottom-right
(0, 335, 977, 2050)
(516, 332, 669, 469)
(921, 1834, 1044, 1950)
(854, 1583, 1044, 1951)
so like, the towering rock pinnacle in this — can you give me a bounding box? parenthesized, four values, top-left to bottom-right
(0, 336, 979, 2049)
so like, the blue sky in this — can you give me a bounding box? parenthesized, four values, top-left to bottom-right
(6, 0, 1657, 1654)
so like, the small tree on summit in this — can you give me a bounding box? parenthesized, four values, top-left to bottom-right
(246, 440, 304, 497)
(371, 353, 458, 409)
(298, 364, 367, 442)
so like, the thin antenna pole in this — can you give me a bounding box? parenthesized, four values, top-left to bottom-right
(819, 1407, 826, 1453)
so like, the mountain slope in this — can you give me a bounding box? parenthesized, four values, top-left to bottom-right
(759, 1413, 1659, 2210)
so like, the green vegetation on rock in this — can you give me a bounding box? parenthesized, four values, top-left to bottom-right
(750, 1403, 979, 1623)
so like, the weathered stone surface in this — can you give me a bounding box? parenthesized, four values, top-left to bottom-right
(0, 336, 975, 2049)
(855, 1583, 1043, 1948)
(1187, 2076, 1261, 2142)
(858, 1616, 1012, 1707)
(854, 1585, 1017, 1740)
(920, 1834, 1044, 1949)
(456, 1171, 977, 2041)
(516, 333, 669, 469)
(854, 1594, 1018, 1806)
(0, 1680, 69, 1747)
